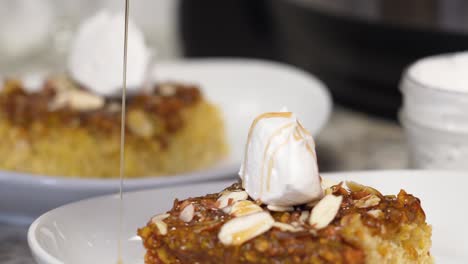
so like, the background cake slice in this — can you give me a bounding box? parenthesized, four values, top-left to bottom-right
(0, 78, 227, 178)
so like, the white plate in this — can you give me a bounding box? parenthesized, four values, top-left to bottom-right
(0, 58, 331, 224)
(28, 170, 468, 264)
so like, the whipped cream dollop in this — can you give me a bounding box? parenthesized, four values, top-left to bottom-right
(68, 11, 151, 96)
(239, 109, 323, 206)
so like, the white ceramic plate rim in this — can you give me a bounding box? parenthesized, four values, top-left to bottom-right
(0, 58, 331, 190)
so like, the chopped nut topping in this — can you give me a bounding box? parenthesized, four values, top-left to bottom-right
(272, 222, 304, 232)
(179, 203, 195, 222)
(309, 195, 342, 229)
(151, 213, 170, 223)
(151, 213, 170, 235)
(321, 177, 338, 195)
(321, 177, 338, 189)
(48, 75, 76, 92)
(218, 211, 274, 246)
(299, 210, 310, 224)
(159, 84, 177, 96)
(267, 205, 294, 212)
(127, 110, 154, 138)
(346, 181, 382, 197)
(222, 205, 232, 214)
(155, 221, 168, 235)
(216, 191, 248, 209)
(231, 200, 263, 217)
(50, 90, 105, 111)
(355, 194, 381, 209)
(106, 102, 121, 112)
(367, 209, 384, 219)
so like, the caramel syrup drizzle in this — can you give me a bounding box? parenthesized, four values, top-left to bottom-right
(264, 139, 290, 192)
(242, 112, 317, 197)
(297, 121, 316, 157)
(241, 112, 293, 188)
(264, 125, 315, 192)
(259, 122, 294, 194)
(117, 0, 130, 263)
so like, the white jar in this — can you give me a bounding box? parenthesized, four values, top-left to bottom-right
(400, 52, 468, 170)
(400, 113, 468, 170)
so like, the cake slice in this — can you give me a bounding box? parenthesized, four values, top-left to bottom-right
(0, 77, 227, 178)
(138, 110, 432, 264)
(138, 181, 432, 263)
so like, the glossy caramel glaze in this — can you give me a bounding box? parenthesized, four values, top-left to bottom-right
(138, 182, 428, 264)
(0, 78, 201, 138)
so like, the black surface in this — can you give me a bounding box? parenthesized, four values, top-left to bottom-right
(179, 0, 277, 60)
(179, 0, 468, 119)
(269, 1, 468, 119)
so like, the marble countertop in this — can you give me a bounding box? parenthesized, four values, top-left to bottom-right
(0, 107, 408, 264)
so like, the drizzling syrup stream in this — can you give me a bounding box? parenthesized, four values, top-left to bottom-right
(118, 0, 130, 263)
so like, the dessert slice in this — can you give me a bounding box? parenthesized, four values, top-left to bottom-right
(0, 11, 227, 178)
(138, 110, 432, 263)
(138, 181, 432, 264)
(0, 78, 227, 178)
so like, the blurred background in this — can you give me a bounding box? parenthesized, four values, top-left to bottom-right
(2, 1, 468, 262)
(0, 0, 179, 75)
(3, 0, 468, 119)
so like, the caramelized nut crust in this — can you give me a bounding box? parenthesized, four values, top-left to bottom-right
(138, 182, 429, 263)
(0, 78, 201, 139)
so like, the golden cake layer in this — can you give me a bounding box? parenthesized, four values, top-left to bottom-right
(0, 77, 227, 178)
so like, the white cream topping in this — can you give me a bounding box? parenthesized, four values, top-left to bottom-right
(68, 10, 151, 97)
(239, 109, 323, 206)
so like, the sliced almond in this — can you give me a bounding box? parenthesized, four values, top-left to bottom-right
(216, 191, 248, 209)
(321, 177, 338, 189)
(48, 92, 68, 110)
(299, 210, 310, 224)
(309, 194, 342, 229)
(179, 203, 195, 222)
(106, 102, 122, 112)
(267, 205, 294, 212)
(127, 110, 154, 138)
(50, 90, 104, 111)
(218, 211, 274, 246)
(309, 229, 318, 236)
(355, 194, 381, 209)
(69, 90, 105, 111)
(321, 177, 338, 195)
(151, 213, 170, 235)
(272, 222, 304, 232)
(151, 213, 170, 223)
(367, 209, 383, 219)
(231, 200, 263, 217)
(48, 75, 76, 92)
(222, 205, 233, 214)
(346, 181, 382, 197)
(290, 221, 301, 227)
(159, 84, 176, 96)
(155, 221, 168, 235)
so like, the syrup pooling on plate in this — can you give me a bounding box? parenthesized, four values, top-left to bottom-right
(118, 0, 130, 263)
